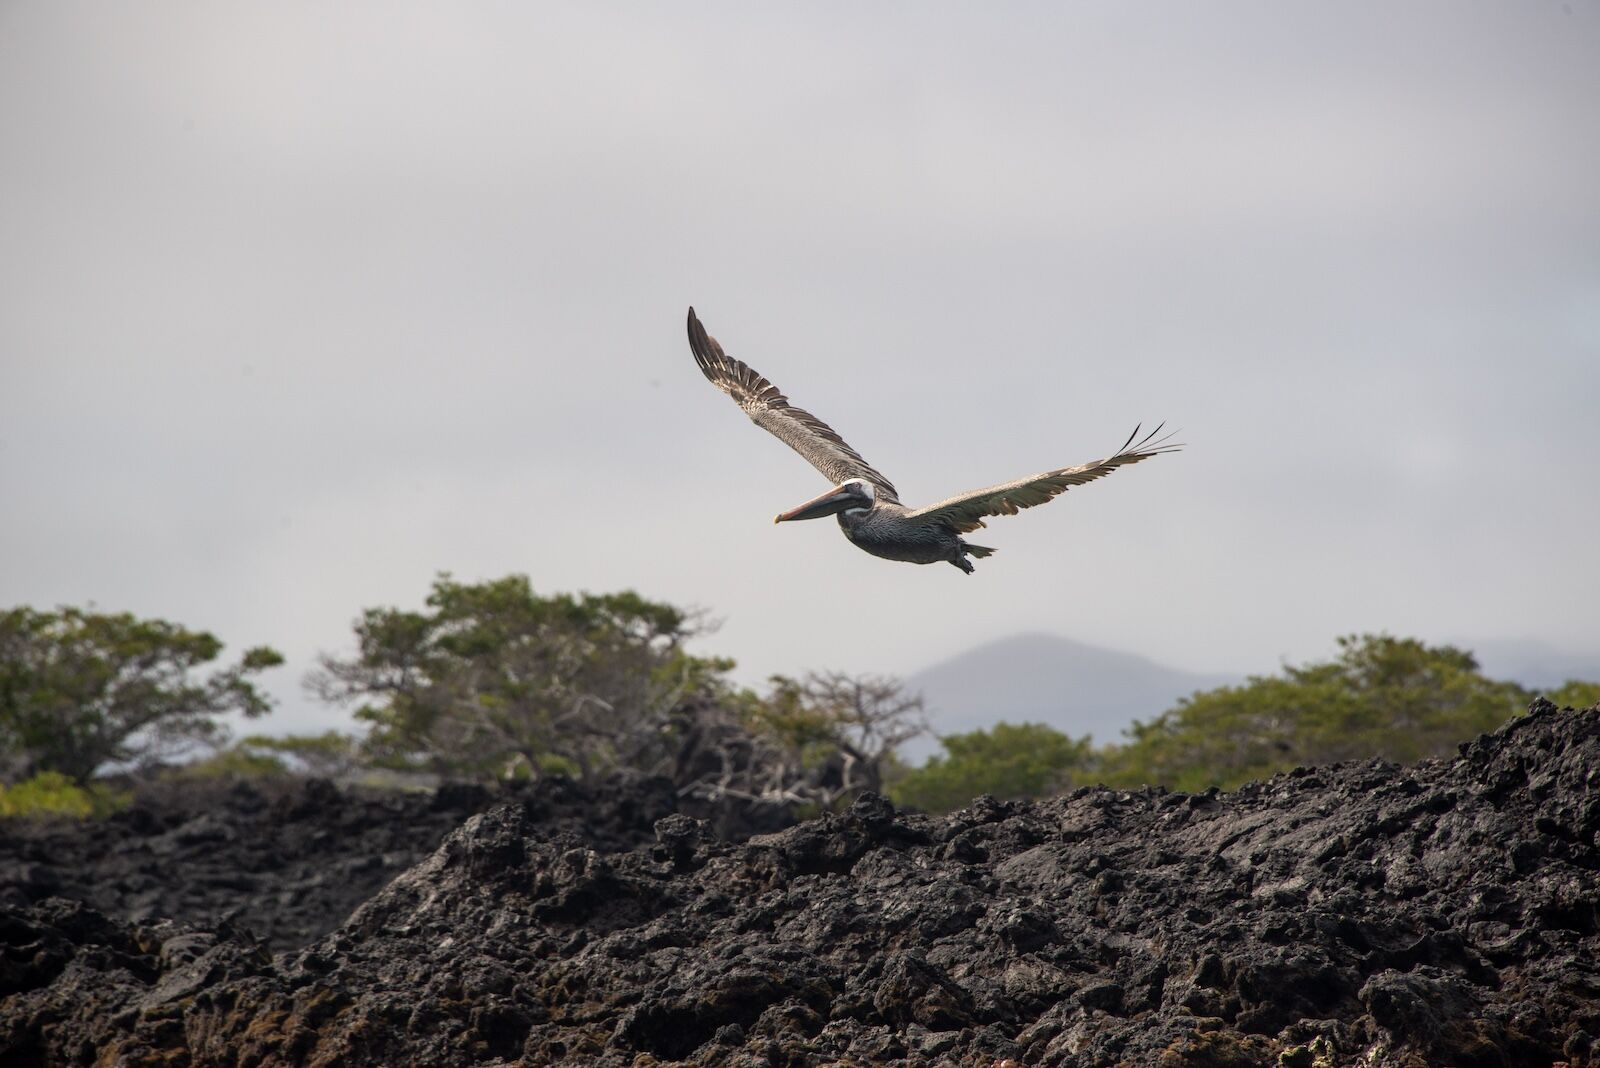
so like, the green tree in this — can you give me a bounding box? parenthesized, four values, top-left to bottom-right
(310, 574, 732, 780)
(890, 722, 1092, 814)
(1542, 679, 1600, 710)
(0, 770, 128, 820)
(175, 732, 363, 782)
(0, 605, 283, 783)
(1102, 634, 1534, 792)
(725, 672, 927, 808)
(238, 731, 363, 779)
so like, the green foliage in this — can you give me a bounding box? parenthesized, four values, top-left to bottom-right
(170, 733, 365, 782)
(1542, 679, 1600, 710)
(746, 675, 851, 758)
(0, 605, 284, 783)
(748, 673, 924, 768)
(733, 672, 928, 808)
(1101, 634, 1534, 792)
(173, 747, 291, 781)
(890, 722, 1092, 814)
(890, 635, 1595, 808)
(0, 770, 128, 820)
(237, 731, 362, 779)
(311, 574, 733, 780)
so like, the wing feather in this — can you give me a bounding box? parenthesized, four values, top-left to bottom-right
(687, 308, 900, 502)
(907, 424, 1181, 534)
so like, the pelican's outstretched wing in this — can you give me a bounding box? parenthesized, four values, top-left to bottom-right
(906, 425, 1181, 534)
(687, 307, 901, 502)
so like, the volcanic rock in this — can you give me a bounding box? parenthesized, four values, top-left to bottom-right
(3, 699, 1598, 1066)
(0, 770, 774, 953)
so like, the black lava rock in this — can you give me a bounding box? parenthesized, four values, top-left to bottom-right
(2, 700, 1599, 1066)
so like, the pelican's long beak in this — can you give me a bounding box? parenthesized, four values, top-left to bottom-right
(774, 485, 857, 523)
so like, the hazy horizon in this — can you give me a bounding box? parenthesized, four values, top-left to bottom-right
(4, 3, 1597, 737)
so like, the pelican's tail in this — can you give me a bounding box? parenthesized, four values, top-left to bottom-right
(963, 542, 996, 558)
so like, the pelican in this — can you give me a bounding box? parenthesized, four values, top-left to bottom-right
(687, 307, 1180, 574)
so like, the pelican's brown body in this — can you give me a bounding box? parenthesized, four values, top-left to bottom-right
(773, 479, 996, 574)
(843, 501, 976, 567)
(687, 307, 1178, 574)
(843, 508, 998, 574)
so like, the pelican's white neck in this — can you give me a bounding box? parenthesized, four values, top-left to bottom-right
(841, 478, 876, 503)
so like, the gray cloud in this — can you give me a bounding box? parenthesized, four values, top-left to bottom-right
(3, 2, 1597, 735)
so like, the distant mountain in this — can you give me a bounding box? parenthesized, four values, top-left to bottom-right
(900, 633, 1236, 765)
(1458, 637, 1600, 690)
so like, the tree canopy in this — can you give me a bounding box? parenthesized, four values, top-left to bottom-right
(10, 581, 1593, 828)
(1542, 679, 1600, 711)
(1100, 634, 1535, 792)
(716, 671, 927, 808)
(0, 605, 282, 783)
(891, 634, 1600, 812)
(890, 722, 1092, 814)
(309, 576, 930, 814)
(310, 574, 730, 780)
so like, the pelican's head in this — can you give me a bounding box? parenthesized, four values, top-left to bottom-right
(774, 478, 876, 523)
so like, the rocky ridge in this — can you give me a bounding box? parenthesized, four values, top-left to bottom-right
(0, 771, 752, 955)
(3, 699, 1598, 1066)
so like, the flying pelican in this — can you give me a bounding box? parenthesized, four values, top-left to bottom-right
(687, 307, 1179, 574)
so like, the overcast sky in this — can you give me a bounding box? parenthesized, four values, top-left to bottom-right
(3, 2, 1597, 737)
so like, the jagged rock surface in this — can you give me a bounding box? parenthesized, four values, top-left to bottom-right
(0, 771, 784, 954)
(3, 700, 1598, 1066)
